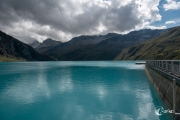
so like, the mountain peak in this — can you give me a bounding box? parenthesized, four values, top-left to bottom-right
(44, 38, 53, 42)
(42, 38, 61, 44)
(42, 38, 62, 44)
(30, 38, 62, 53)
(29, 40, 41, 48)
(0, 30, 54, 61)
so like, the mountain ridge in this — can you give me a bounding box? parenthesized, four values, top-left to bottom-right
(34, 38, 62, 53)
(1, 27, 174, 61)
(0, 30, 55, 61)
(41, 29, 165, 60)
(115, 26, 180, 60)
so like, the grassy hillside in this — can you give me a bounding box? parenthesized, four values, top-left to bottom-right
(115, 26, 180, 60)
(0, 55, 25, 62)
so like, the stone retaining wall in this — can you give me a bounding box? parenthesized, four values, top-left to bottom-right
(145, 65, 180, 120)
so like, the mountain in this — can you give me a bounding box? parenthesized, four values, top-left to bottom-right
(29, 38, 62, 53)
(40, 33, 119, 60)
(41, 29, 165, 60)
(68, 33, 120, 46)
(29, 40, 40, 48)
(115, 26, 180, 60)
(34, 38, 62, 53)
(0, 31, 55, 61)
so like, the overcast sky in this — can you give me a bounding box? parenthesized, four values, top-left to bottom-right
(0, 0, 180, 43)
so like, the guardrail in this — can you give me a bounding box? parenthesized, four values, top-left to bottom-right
(146, 60, 180, 118)
(146, 60, 180, 77)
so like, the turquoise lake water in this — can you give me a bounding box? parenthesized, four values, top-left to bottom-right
(0, 61, 173, 120)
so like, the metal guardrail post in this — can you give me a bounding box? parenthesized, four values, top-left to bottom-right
(154, 61, 155, 67)
(158, 61, 160, 68)
(156, 61, 157, 67)
(159, 61, 162, 68)
(163, 61, 165, 70)
(179, 61, 180, 76)
(173, 79, 176, 114)
(172, 61, 174, 74)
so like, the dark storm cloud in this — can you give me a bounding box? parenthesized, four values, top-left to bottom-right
(103, 5, 141, 32)
(0, 0, 162, 42)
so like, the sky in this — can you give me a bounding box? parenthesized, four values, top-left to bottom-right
(0, 0, 180, 43)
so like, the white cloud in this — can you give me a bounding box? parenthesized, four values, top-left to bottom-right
(0, 20, 72, 43)
(165, 20, 176, 24)
(0, 0, 162, 43)
(163, 0, 180, 11)
(146, 25, 167, 29)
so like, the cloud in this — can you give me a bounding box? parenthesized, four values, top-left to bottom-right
(146, 25, 167, 29)
(163, 0, 180, 11)
(165, 20, 176, 24)
(0, 0, 162, 43)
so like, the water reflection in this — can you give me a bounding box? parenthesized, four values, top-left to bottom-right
(0, 61, 172, 120)
(0, 70, 50, 104)
(95, 84, 107, 100)
(58, 69, 73, 93)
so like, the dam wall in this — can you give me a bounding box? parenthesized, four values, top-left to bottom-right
(145, 61, 180, 119)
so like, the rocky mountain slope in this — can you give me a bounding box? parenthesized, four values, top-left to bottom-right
(29, 40, 40, 48)
(29, 38, 62, 53)
(0, 31, 55, 61)
(115, 26, 180, 60)
(35, 38, 62, 53)
(41, 29, 165, 60)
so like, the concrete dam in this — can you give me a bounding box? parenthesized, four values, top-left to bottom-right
(146, 60, 180, 120)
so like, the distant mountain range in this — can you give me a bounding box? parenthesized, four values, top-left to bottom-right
(36, 29, 165, 60)
(1, 26, 180, 61)
(0, 31, 55, 61)
(30, 38, 62, 53)
(115, 26, 180, 60)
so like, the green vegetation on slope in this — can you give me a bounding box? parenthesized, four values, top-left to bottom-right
(115, 26, 180, 60)
(0, 55, 25, 62)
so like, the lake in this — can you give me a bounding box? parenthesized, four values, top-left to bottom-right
(0, 61, 173, 120)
